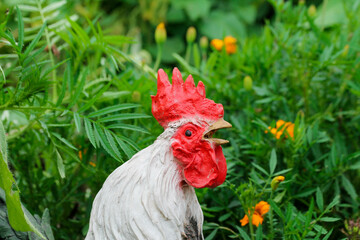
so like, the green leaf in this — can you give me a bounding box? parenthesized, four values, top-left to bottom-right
(52, 132, 77, 150)
(68, 68, 88, 109)
(325, 195, 340, 212)
(107, 123, 149, 134)
(235, 226, 251, 240)
(205, 229, 218, 240)
(16, 6, 24, 51)
(23, 22, 46, 59)
(322, 229, 333, 240)
(105, 130, 122, 162)
(93, 124, 122, 162)
(341, 175, 358, 200)
(269, 148, 277, 175)
(84, 118, 97, 148)
(251, 162, 269, 176)
(56, 65, 69, 107)
(78, 81, 114, 113)
(73, 112, 81, 133)
(256, 224, 263, 240)
(88, 104, 140, 118)
(316, 187, 324, 211)
(0, 155, 46, 239)
(115, 136, 135, 159)
(0, 120, 8, 164)
(319, 217, 340, 222)
(55, 149, 65, 178)
(97, 113, 151, 123)
(268, 199, 285, 221)
(41, 209, 55, 240)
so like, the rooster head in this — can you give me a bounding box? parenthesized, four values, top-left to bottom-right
(151, 68, 231, 188)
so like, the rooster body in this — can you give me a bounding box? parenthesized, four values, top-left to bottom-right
(86, 68, 231, 240)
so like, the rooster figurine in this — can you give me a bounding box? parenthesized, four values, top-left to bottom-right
(86, 68, 231, 240)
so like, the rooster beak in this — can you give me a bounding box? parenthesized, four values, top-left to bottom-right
(203, 118, 232, 145)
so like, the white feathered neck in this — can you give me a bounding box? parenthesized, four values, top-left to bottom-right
(86, 123, 204, 240)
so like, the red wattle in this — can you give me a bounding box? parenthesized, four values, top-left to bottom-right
(208, 145, 227, 188)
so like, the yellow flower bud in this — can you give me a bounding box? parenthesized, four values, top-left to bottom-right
(186, 26, 197, 43)
(132, 91, 141, 102)
(308, 4, 317, 17)
(342, 44, 349, 58)
(155, 22, 167, 44)
(271, 176, 285, 191)
(299, 0, 305, 6)
(200, 36, 208, 50)
(243, 76, 253, 91)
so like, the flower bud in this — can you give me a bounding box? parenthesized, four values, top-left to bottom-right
(186, 26, 196, 43)
(243, 76, 253, 91)
(271, 176, 285, 191)
(299, 0, 305, 6)
(155, 22, 167, 44)
(132, 91, 141, 102)
(308, 4, 316, 17)
(210, 39, 224, 51)
(342, 44, 349, 58)
(200, 36, 208, 50)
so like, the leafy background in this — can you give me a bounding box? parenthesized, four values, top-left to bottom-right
(0, 0, 360, 239)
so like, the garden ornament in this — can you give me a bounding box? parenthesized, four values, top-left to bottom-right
(86, 68, 231, 240)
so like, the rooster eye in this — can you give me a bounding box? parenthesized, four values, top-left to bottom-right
(185, 130, 192, 137)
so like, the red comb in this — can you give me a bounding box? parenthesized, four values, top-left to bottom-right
(151, 68, 224, 128)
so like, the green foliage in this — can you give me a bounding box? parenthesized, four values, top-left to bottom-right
(0, 0, 360, 239)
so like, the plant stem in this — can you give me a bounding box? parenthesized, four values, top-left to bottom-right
(269, 191, 274, 239)
(153, 43, 163, 70)
(249, 215, 255, 240)
(185, 42, 193, 63)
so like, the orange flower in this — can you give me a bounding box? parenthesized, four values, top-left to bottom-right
(89, 162, 96, 167)
(265, 120, 294, 139)
(224, 36, 237, 54)
(210, 39, 224, 51)
(211, 36, 237, 54)
(240, 201, 270, 227)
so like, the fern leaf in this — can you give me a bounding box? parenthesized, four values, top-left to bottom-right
(88, 104, 140, 118)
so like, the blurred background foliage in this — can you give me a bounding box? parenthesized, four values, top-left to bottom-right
(0, 0, 360, 239)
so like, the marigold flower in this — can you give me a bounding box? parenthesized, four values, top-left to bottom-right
(224, 36, 237, 54)
(210, 39, 224, 51)
(271, 176, 285, 191)
(265, 120, 294, 140)
(240, 201, 270, 227)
